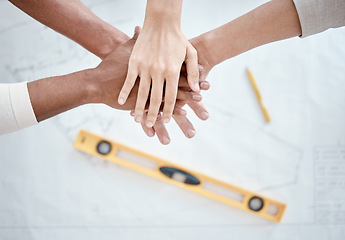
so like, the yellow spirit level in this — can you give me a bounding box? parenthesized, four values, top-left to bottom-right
(74, 130, 286, 222)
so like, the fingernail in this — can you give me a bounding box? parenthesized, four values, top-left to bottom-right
(188, 129, 196, 138)
(180, 109, 187, 116)
(201, 82, 210, 89)
(147, 129, 155, 137)
(130, 111, 135, 116)
(135, 115, 142, 123)
(201, 112, 209, 120)
(162, 136, 170, 145)
(193, 94, 202, 101)
(118, 97, 125, 105)
(163, 117, 170, 123)
(146, 121, 154, 128)
(193, 83, 200, 91)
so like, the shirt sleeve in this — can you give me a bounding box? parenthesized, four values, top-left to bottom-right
(0, 82, 38, 135)
(293, 0, 345, 38)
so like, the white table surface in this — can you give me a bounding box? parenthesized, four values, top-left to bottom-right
(1, 0, 345, 239)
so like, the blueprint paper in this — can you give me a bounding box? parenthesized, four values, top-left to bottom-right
(1, 0, 345, 239)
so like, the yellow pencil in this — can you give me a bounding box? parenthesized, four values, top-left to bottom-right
(246, 68, 271, 123)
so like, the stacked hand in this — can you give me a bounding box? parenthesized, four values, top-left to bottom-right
(117, 0, 200, 131)
(92, 27, 210, 144)
(128, 35, 216, 144)
(9, 0, 304, 140)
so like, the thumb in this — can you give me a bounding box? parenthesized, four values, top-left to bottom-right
(185, 46, 200, 92)
(132, 26, 141, 40)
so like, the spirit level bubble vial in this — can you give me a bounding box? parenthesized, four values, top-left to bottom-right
(74, 130, 286, 222)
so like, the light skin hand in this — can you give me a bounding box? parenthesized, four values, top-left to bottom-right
(118, 0, 200, 129)
(177, 65, 210, 120)
(189, 38, 215, 83)
(131, 67, 210, 145)
(94, 28, 205, 111)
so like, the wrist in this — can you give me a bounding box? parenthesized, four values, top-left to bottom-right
(190, 33, 217, 69)
(194, 21, 246, 67)
(82, 68, 104, 104)
(144, 13, 181, 29)
(97, 28, 130, 59)
(144, 0, 182, 28)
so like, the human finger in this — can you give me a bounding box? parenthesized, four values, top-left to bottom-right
(172, 114, 196, 138)
(145, 78, 164, 128)
(173, 99, 187, 116)
(162, 74, 179, 123)
(187, 101, 209, 121)
(185, 46, 200, 92)
(118, 64, 138, 105)
(152, 113, 171, 145)
(176, 90, 202, 102)
(134, 74, 151, 123)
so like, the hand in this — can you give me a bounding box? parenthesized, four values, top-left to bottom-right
(130, 79, 210, 145)
(91, 27, 141, 109)
(189, 37, 215, 82)
(129, 36, 214, 144)
(91, 26, 207, 117)
(130, 101, 209, 145)
(117, 6, 199, 128)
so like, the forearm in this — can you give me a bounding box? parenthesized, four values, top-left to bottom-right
(27, 29, 140, 123)
(27, 66, 139, 122)
(27, 69, 97, 122)
(9, 0, 129, 59)
(195, 0, 302, 66)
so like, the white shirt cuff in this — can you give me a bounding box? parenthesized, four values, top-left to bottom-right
(9, 82, 38, 128)
(0, 82, 38, 135)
